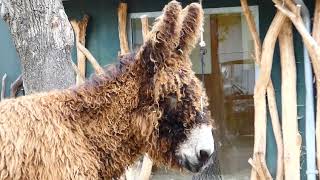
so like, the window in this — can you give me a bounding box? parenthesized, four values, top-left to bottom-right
(129, 6, 259, 180)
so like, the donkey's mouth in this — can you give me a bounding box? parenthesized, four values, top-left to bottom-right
(180, 155, 211, 173)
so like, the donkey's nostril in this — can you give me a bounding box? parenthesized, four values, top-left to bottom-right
(198, 149, 211, 162)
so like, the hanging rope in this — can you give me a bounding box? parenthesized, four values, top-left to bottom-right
(199, 0, 207, 115)
(194, 1, 223, 180)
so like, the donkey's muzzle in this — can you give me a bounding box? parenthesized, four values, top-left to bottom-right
(181, 150, 213, 173)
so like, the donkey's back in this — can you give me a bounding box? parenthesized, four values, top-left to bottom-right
(0, 93, 99, 179)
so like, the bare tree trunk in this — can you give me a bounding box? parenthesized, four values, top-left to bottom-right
(0, 0, 75, 94)
(279, 18, 300, 180)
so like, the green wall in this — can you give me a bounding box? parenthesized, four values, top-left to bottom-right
(0, 20, 21, 97)
(63, 0, 121, 76)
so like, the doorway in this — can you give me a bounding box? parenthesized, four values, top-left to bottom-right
(129, 6, 259, 179)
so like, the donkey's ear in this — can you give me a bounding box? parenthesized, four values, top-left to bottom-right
(136, 1, 183, 67)
(178, 3, 204, 56)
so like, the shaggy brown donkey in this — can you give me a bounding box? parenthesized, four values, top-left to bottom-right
(0, 1, 214, 179)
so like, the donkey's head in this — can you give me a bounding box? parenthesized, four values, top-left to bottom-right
(134, 1, 215, 173)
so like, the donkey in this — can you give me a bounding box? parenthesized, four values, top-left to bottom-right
(0, 1, 214, 179)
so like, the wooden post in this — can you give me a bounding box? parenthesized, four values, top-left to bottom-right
(1, 73, 7, 101)
(250, 11, 286, 180)
(313, 0, 320, 175)
(279, 18, 300, 180)
(140, 15, 149, 41)
(71, 60, 85, 84)
(239, 1, 286, 179)
(71, 15, 89, 85)
(118, 2, 130, 55)
(275, 2, 320, 178)
(77, 43, 105, 75)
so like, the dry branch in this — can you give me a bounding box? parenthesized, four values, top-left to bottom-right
(71, 60, 85, 84)
(118, 2, 130, 55)
(140, 15, 150, 42)
(71, 15, 89, 85)
(313, 0, 320, 41)
(240, 1, 285, 179)
(1, 73, 7, 101)
(313, 0, 320, 173)
(275, 2, 320, 176)
(279, 18, 300, 180)
(266, 83, 284, 180)
(240, 0, 261, 63)
(251, 11, 286, 180)
(10, 74, 23, 98)
(77, 43, 105, 75)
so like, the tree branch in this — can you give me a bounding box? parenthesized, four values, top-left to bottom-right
(71, 15, 89, 85)
(240, 0, 261, 64)
(77, 43, 105, 75)
(10, 74, 23, 98)
(312, 0, 320, 175)
(251, 11, 286, 180)
(279, 18, 300, 180)
(70, 60, 85, 84)
(275, 0, 320, 178)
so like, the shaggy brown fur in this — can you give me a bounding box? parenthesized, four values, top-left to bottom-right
(0, 1, 211, 179)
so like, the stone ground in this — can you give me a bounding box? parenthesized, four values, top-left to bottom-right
(150, 135, 253, 180)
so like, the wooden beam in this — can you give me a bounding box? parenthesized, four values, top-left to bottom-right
(118, 2, 130, 55)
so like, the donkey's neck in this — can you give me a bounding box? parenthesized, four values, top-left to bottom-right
(61, 64, 154, 179)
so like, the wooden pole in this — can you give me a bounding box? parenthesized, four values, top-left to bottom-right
(279, 18, 300, 180)
(118, 2, 130, 55)
(274, 3, 320, 178)
(140, 15, 149, 42)
(240, 0, 261, 63)
(77, 43, 105, 75)
(71, 60, 85, 84)
(250, 11, 286, 180)
(70, 15, 89, 85)
(240, 1, 285, 179)
(1, 73, 7, 101)
(312, 0, 320, 175)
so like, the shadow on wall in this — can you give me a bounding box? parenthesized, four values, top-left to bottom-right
(0, 19, 21, 97)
